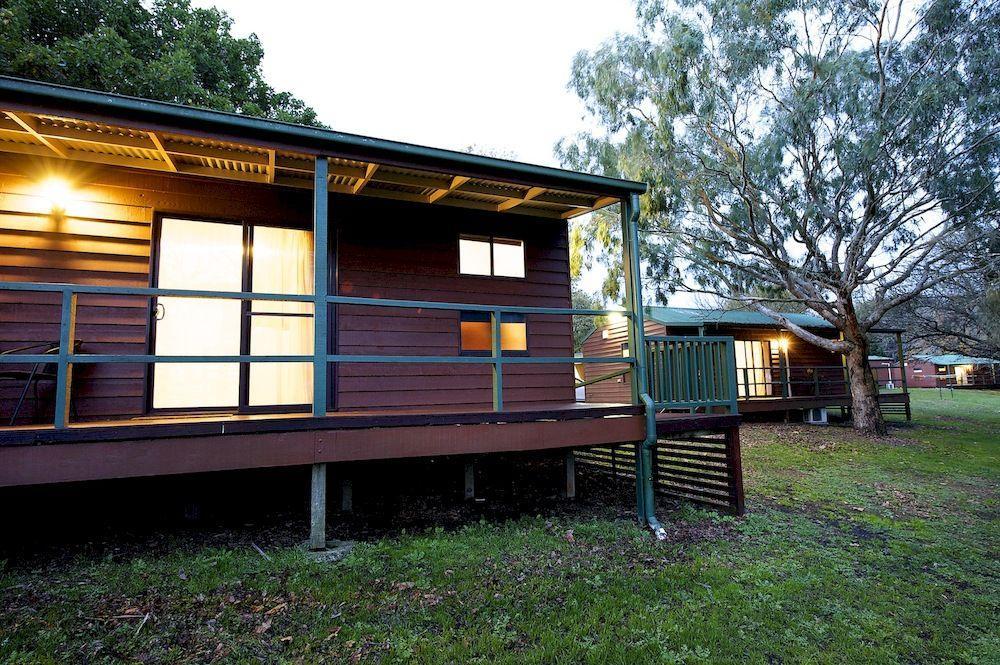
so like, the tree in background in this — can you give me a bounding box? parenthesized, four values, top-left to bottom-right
(571, 287, 606, 352)
(560, 0, 999, 435)
(0, 0, 322, 126)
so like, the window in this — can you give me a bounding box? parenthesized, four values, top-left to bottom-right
(734, 340, 775, 398)
(459, 236, 525, 278)
(460, 312, 527, 353)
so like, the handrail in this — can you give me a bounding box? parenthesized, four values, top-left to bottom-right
(0, 280, 635, 428)
(644, 335, 738, 413)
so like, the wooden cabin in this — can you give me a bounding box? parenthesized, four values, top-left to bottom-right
(582, 307, 911, 421)
(906, 354, 1000, 388)
(0, 77, 744, 544)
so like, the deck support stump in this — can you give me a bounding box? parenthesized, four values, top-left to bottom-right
(340, 478, 353, 513)
(464, 461, 475, 500)
(309, 463, 327, 551)
(564, 450, 576, 499)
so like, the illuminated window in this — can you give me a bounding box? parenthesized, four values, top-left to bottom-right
(460, 312, 527, 353)
(459, 236, 525, 278)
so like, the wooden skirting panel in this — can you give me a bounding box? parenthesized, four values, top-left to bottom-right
(575, 425, 745, 515)
(0, 415, 645, 487)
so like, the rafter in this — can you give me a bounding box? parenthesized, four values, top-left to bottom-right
(352, 163, 379, 193)
(147, 132, 176, 172)
(266, 149, 276, 184)
(561, 195, 620, 219)
(6, 111, 66, 158)
(428, 175, 470, 203)
(498, 186, 546, 212)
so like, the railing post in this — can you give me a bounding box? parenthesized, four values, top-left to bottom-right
(53, 289, 77, 429)
(726, 339, 739, 414)
(312, 156, 329, 417)
(491, 309, 503, 412)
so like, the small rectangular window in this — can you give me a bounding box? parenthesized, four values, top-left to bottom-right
(460, 312, 527, 353)
(459, 237, 492, 276)
(459, 236, 524, 278)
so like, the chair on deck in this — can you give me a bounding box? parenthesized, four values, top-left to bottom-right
(0, 340, 82, 425)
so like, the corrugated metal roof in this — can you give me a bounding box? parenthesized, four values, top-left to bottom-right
(645, 306, 834, 329)
(913, 354, 1000, 366)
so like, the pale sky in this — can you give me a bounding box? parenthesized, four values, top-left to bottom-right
(190, 0, 643, 302)
(193, 0, 637, 167)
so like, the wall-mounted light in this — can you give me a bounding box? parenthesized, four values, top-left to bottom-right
(776, 337, 790, 353)
(37, 177, 74, 213)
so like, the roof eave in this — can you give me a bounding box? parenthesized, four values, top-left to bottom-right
(0, 76, 647, 198)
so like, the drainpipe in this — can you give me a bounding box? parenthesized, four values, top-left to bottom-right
(640, 393, 667, 540)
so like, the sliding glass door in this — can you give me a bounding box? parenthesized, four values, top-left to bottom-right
(152, 217, 313, 411)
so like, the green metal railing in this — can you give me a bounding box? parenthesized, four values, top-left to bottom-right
(0, 281, 636, 428)
(644, 336, 739, 413)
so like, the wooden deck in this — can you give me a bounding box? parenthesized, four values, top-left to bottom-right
(0, 403, 743, 488)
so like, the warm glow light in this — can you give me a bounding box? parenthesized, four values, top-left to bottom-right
(38, 177, 73, 212)
(776, 337, 790, 353)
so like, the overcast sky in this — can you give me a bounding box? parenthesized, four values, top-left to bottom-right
(192, 0, 637, 166)
(190, 0, 643, 301)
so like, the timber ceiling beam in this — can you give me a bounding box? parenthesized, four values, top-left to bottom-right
(147, 132, 177, 172)
(497, 186, 546, 212)
(427, 175, 471, 203)
(5, 111, 67, 158)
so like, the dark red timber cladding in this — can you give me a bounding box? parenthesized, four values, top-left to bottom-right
(334, 196, 575, 411)
(0, 154, 311, 423)
(580, 318, 664, 405)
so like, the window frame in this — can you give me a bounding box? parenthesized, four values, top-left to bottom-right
(458, 234, 526, 279)
(458, 311, 529, 356)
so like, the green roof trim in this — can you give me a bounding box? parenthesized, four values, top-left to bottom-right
(645, 306, 833, 329)
(0, 76, 646, 197)
(913, 354, 1000, 366)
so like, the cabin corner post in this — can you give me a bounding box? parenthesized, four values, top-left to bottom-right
(313, 156, 329, 417)
(310, 157, 330, 549)
(622, 193, 652, 525)
(621, 193, 648, 404)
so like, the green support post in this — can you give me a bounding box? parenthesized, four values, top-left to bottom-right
(312, 156, 329, 417)
(491, 309, 503, 412)
(622, 193, 652, 524)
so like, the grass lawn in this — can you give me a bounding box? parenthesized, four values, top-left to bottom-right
(1, 388, 998, 663)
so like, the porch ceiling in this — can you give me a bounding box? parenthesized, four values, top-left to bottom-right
(0, 106, 618, 220)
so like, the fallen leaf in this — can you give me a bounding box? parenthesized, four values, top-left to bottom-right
(254, 619, 272, 635)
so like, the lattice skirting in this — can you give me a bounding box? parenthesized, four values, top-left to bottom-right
(575, 427, 745, 514)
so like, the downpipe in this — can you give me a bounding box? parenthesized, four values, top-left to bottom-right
(639, 393, 667, 541)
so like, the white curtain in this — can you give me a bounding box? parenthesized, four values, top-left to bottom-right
(248, 226, 314, 406)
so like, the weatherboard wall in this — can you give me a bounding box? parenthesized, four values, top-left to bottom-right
(0, 155, 574, 424)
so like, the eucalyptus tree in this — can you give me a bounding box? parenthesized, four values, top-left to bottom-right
(560, 0, 999, 435)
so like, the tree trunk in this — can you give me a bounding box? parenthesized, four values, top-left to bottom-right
(843, 335, 887, 436)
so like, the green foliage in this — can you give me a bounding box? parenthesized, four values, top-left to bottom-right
(0, 0, 323, 126)
(1, 389, 997, 662)
(560, 0, 999, 345)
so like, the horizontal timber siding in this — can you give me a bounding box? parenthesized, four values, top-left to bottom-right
(0, 155, 575, 423)
(334, 196, 574, 411)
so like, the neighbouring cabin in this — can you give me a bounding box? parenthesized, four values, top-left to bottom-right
(906, 354, 1000, 388)
(582, 307, 911, 421)
(0, 77, 745, 543)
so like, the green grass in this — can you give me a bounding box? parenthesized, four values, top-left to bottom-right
(2, 388, 998, 663)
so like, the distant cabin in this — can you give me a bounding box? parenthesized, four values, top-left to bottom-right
(582, 306, 911, 420)
(906, 354, 1000, 388)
